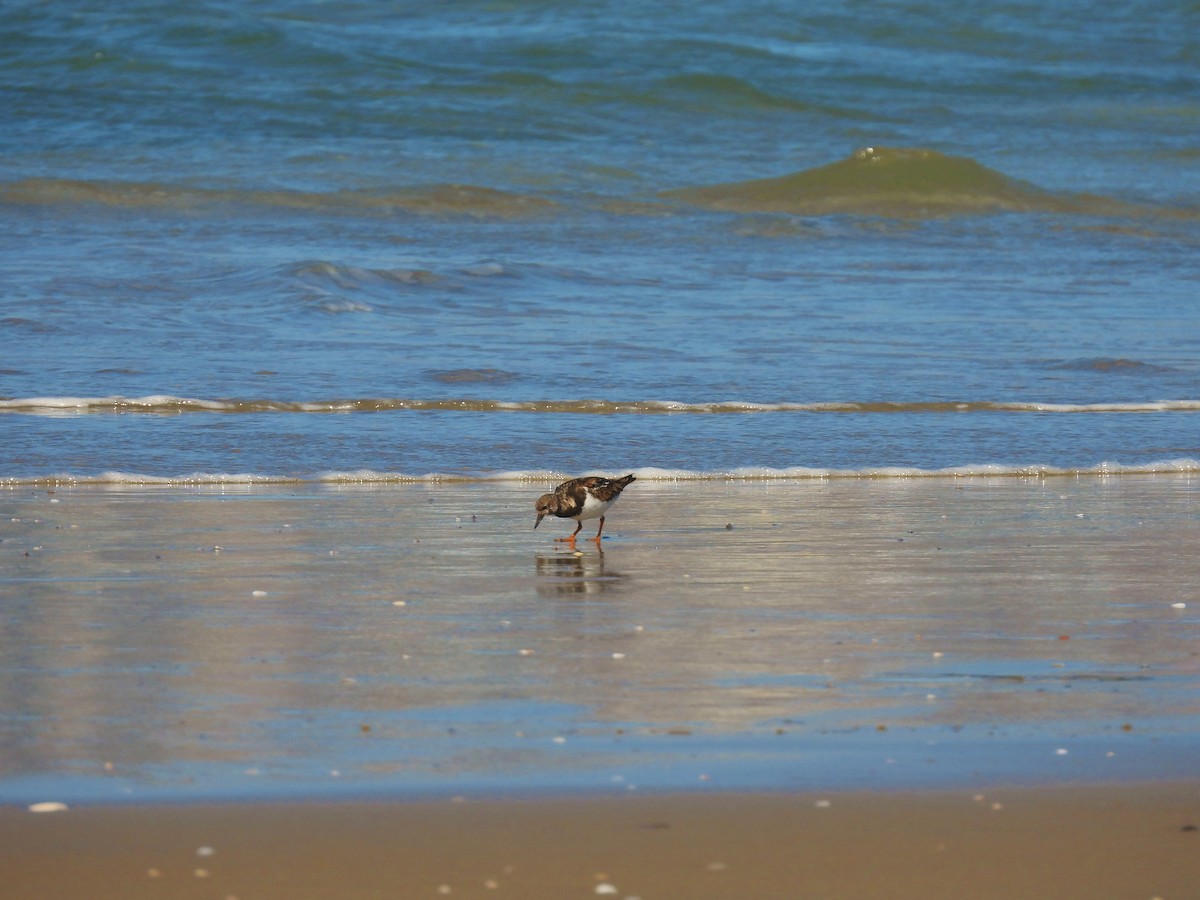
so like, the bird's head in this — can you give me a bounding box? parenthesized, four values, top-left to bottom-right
(533, 493, 555, 529)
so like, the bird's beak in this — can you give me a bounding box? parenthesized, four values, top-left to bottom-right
(534, 513, 544, 529)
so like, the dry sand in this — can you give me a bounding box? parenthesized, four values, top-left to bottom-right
(4, 783, 1199, 900)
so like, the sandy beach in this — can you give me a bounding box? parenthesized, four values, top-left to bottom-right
(3, 476, 1198, 796)
(4, 783, 1199, 899)
(3, 475, 1199, 896)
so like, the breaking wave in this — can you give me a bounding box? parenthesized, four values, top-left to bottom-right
(4, 460, 1199, 487)
(2, 395, 1198, 416)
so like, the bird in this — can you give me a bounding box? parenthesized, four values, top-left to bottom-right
(534, 474, 636, 543)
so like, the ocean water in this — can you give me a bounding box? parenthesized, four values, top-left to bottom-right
(2, 0, 1198, 483)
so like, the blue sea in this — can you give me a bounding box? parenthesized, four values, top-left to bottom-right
(2, 1, 1200, 807)
(2, 0, 1198, 483)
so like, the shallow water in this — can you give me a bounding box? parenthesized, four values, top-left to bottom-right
(1, 477, 1196, 802)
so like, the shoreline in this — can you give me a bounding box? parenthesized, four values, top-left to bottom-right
(4, 781, 1198, 899)
(4, 459, 1200, 486)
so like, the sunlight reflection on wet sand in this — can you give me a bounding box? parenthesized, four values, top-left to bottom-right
(1, 475, 1197, 799)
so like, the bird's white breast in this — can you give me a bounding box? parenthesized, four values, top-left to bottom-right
(574, 492, 611, 521)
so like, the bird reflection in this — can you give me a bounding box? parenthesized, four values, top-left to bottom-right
(534, 546, 623, 597)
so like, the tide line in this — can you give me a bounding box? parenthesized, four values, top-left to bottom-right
(2, 395, 1199, 416)
(3, 459, 1198, 488)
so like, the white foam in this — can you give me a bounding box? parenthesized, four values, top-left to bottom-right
(0, 471, 302, 486)
(0, 395, 238, 413)
(3, 395, 1200, 416)
(6, 460, 1196, 488)
(995, 400, 1200, 413)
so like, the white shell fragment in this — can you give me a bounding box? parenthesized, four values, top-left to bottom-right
(28, 801, 69, 813)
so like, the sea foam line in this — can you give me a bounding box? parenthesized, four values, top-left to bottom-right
(2, 395, 1199, 416)
(4, 460, 1198, 488)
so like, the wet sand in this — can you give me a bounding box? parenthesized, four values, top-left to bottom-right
(4, 783, 1199, 900)
(3, 475, 1198, 800)
(2, 476, 1199, 897)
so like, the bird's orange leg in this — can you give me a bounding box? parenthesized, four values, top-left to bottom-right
(591, 516, 606, 543)
(555, 521, 583, 543)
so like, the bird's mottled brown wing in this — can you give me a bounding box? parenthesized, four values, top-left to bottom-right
(575, 474, 635, 503)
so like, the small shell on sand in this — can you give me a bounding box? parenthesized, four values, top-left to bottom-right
(28, 802, 68, 813)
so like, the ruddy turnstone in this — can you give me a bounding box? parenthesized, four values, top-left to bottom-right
(534, 473, 636, 543)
